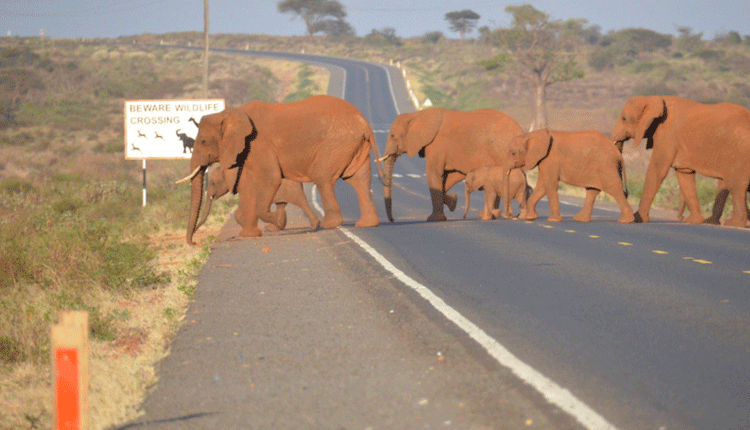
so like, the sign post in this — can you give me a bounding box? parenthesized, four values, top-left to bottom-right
(123, 99, 225, 205)
(51, 311, 89, 430)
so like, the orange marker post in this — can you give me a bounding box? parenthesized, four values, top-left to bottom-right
(51, 311, 89, 430)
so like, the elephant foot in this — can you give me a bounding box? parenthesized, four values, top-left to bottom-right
(355, 214, 380, 228)
(479, 211, 494, 221)
(427, 212, 448, 222)
(546, 215, 562, 222)
(633, 211, 648, 223)
(264, 224, 281, 232)
(321, 214, 343, 229)
(618, 213, 636, 223)
(574, 212, 592, 223)
(239, 225, 263, 237)
(490, 209, 503, 219)
(685, 213, 705, 224)
(724, 216, 748, 228)
(309, 219, 321, 231)
(525, 212, 538, 221)
(445, 193, 458, 212)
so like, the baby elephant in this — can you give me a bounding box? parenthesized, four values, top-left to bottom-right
(463, 166, 529, 220)
(196, 167, 320, 232)
(507, 129, 635, 223)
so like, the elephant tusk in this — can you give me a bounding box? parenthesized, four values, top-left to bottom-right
(175, 166, 202, 184)
(377, 154, 393, 163)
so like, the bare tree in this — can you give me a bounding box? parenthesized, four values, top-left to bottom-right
(494, 4, 584, 130)
(444, 9, 480, 40)
(277, 0, 348, 39)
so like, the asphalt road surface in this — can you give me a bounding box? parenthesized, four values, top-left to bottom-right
(125, 48, 750, 430)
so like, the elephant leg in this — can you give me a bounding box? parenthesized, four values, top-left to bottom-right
(725, 178, 750, 227)
(277, 181, 320, 231)
(426, 168, 448, 222)
(674, 170, 704, 224)
(316, 179, 344, 229)
(481, 189, 497, 220)
(525, 185, 544, 221)
(256, 179, 285, 231)
(546, 185, 562, 222)
(443, 171, 464, 213)
(264, 203, 287, 232)
(515, 189, 527, 219)
(574, 188, 599, 223)
(636, 158, 673, 223)
(607, 182, 635, 223)
(344, 161, 380, 228)
(236, 174, 263, 238)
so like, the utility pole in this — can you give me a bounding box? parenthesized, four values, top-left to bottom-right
(203, 0, 209, 97)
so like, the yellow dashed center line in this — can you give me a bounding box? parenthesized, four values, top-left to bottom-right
(588, 235, 600, 239)
(618, 242, 633, 246)
(652, 250, 668, 255)
(543, 225, 553, 229)
(565, 230, 576, 233)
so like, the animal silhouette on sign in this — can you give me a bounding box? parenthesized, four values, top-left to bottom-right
(138, 130, 147, 139)
(176, 129, 195, 153)
(130, 143, 142, 153)
(155, 130, 165, 140)
(189, 117, 200, 128)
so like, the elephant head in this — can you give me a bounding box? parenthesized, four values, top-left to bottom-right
(380, 109, 444, 222)
(611, 96, 667, 149)
(176, 107, 256, 245)
(505, 129, 552, 216)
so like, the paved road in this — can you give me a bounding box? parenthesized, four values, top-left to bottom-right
(132, 47, 750, 429)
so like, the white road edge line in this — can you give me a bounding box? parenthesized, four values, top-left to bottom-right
(310, 187, 617, 430)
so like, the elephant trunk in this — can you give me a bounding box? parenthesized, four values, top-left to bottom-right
(186, 166, 207, 246)
(382, 154, 398, 222)
(195, 193, 213, 231)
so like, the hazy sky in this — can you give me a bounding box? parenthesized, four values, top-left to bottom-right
(1, 0, 749, 40)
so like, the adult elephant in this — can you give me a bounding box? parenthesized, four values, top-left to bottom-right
(612, 96, 750, 227)
(380, 108, 523, 222)
(177, 95, 382, 244)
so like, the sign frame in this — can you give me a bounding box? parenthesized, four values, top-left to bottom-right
(123, 99, 225, 160)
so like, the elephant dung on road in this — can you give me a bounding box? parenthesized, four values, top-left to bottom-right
(463, 166, 529, 220)
(177, 95, 383, 245)
(195, 166, 320, 233)
(612, 96, 750, 227)
(379, 108, 524, 223)
(507, 129, 634, 223)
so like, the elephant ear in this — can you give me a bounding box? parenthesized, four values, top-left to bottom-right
(403, 109, 444, 158)
(633, 96, 666, 148)
(525, 129, 553, 169)
(218, 108, 257, 193)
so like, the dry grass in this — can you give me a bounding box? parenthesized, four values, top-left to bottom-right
(0, 37, 329, 430)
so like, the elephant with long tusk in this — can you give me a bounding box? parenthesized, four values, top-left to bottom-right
(176, 95, 383, 245)
(380, 108, 524, 223)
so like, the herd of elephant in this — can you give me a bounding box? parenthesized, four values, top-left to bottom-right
(176, 94, 750, 245)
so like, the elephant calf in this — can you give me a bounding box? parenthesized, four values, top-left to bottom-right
(463, 166, 529, 220)
(507, 129, 635, 223)
(196, 167, 320, 233)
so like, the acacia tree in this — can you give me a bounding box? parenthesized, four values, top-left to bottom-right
(495, 4, 584, 130)
(444, 9, 480, 40)
(277, 0, 348, 39)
